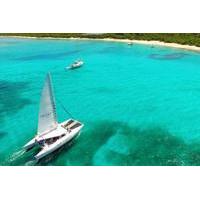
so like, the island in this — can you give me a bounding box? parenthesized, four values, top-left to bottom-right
(1, 33, 200, 52)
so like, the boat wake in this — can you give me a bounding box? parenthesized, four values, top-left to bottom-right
(6, 149, 39, 166)
(25, 160, 37, 166)
(7, 149, 26, 163)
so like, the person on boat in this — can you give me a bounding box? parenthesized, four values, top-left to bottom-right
(38, 139, 45, 146)
(66, 127, 71, 133)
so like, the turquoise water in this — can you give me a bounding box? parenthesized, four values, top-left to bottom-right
(1, 37, 200, 166)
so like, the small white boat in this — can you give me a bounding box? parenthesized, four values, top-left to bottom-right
(128, 42, 133, 45)
(66, 60, 84, 70)
(24, 73, 84, 161)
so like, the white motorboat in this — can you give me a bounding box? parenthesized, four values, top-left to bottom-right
(127, 42, 133, 45)
(24, 73, 84, 161)
(66, 60, 84, 70)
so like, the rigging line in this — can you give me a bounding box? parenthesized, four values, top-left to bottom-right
(57, 98, 74, 119)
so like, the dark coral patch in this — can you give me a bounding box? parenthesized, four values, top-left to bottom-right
(149, 53, 187, 60)
(0, 80, 32, 121)
(14, 50, 80, 61)
(6, 121, 200, 166)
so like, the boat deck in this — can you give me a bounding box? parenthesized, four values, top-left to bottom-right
(61, 119, 82, 131)
(35, 119, 83, 141)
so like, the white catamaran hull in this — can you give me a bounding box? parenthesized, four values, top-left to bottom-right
(24, 138, 37, 150)
(35, 127, 82, 160)
(24, 119, 83, 160)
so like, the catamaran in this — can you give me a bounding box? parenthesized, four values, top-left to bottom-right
(24, 73, 84, 160)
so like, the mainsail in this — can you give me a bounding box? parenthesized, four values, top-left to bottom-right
(37, 73, 57, 135)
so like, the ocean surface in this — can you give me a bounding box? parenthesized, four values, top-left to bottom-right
(1, 37, 200, 166)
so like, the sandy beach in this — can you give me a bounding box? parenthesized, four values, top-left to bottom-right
(1, 36, 200, 52)
(70, 37, 200, 52)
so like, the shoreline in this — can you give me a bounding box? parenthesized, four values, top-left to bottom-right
(1, 35, 200, 52)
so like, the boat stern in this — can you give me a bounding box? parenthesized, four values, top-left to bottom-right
(23, 138, 36, 151)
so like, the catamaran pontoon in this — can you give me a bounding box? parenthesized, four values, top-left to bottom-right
(24, 73, 84, 160)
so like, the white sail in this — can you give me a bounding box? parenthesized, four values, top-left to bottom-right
(37, 73, 57, 135)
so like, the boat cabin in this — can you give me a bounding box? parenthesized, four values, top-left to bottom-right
(45, 134, 66, 145)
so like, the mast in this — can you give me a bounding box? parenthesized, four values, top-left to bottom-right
(37, 73, 58, 135)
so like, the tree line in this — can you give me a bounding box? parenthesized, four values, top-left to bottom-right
(1, 33, 200, 47)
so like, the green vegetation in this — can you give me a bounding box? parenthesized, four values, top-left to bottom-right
(1, 33, 200, 47)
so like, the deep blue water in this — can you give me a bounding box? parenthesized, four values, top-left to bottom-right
(1, 37, 200, 165)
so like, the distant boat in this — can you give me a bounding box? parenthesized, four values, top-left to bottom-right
(24, 73, 84, 161)
(127, 42, 133, 45)
(66, 59, 84, 70)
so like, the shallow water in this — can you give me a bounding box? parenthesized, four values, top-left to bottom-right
(1, 37, 200, 165)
